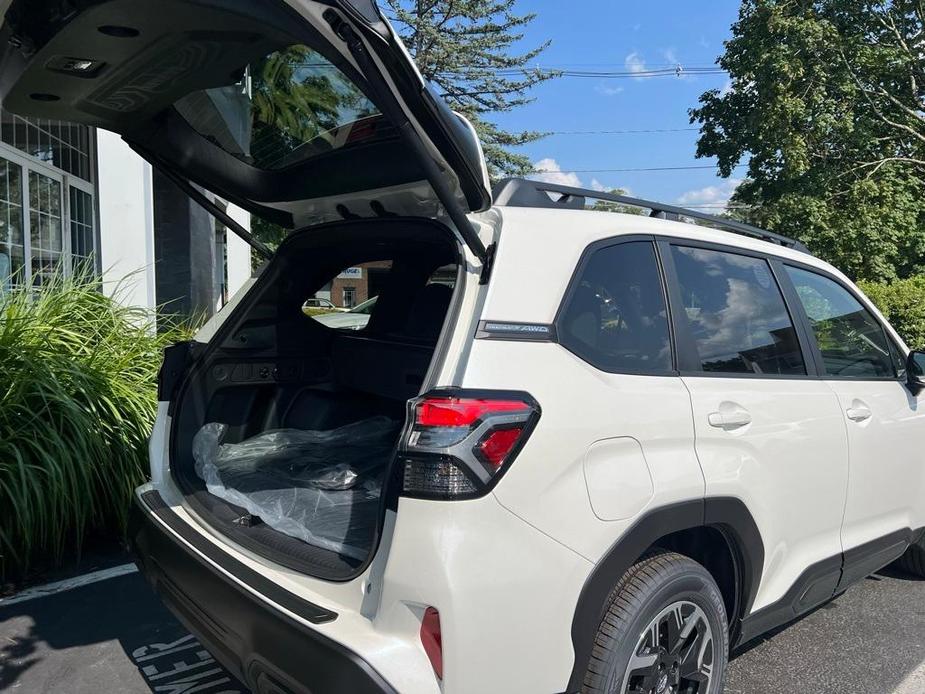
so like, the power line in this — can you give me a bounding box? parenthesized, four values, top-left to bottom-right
(533, 164, 747, 174)
(445, 66, 727, 79)
(547, 127, 699, 135)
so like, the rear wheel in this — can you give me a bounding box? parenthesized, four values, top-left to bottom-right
(582, 551, 728, 694)
(895, 535, 925, 578)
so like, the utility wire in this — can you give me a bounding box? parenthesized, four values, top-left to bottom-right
(532, 164, 747, 174)
(547, 127, 699, 135)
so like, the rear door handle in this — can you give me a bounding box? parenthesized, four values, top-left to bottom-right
(708, 410, 752, 429)
(846, 403, 872, 422)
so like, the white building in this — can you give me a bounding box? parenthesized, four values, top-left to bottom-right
(0, 108, 252, 316)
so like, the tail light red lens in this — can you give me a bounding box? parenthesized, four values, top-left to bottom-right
(401, 390, 540, 499)
(416, 397, 530, 427)
(476, 427, 524, 468)
(420, 607, 443, 680)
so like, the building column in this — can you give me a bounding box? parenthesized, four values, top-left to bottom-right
(152, 170, 218, 325)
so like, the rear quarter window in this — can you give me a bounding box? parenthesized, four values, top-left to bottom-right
(558, 240, 672, 374)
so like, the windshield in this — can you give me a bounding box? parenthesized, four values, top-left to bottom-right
(174, 45, 391, 171)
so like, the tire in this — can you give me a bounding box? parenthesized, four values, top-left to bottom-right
(582, 550, 729, 694)
(895, 535, 925, 577)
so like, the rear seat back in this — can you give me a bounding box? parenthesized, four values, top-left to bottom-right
(333, 334, 435, 402)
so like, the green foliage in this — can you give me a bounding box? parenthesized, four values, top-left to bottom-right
(858, 275, 925, 349)
(691, 0, 925, 282)
(384, 0, 559, 178)
(0, 273, 192, 579)
(249, 45, 378, 169)
(590, 189, 648, 215)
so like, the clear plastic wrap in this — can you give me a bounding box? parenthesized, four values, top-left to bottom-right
(192, 417, 400, 559)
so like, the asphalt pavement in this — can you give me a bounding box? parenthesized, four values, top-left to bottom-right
(1, 565, 923, 693)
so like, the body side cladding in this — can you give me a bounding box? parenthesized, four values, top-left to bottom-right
(565, 497, 763, 694)
(738, 527, 918, 646)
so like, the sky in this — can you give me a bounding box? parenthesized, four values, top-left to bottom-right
(489, 0, 743, 209)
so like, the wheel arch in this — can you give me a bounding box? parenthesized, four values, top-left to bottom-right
(565, 497, 764, 693)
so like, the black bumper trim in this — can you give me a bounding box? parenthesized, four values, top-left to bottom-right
(131, 490, 398, 694)
(138, 490, 337, 624)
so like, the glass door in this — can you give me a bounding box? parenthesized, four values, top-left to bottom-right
(0, 157, 24, 293)
(28, 169, 64, 287)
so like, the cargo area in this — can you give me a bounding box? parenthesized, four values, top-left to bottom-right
(168, 219, 461, 580)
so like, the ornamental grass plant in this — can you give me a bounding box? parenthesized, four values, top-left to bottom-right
(0, 271, 192, 581)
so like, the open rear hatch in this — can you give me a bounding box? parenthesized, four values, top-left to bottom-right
(0, 0, 490, 578)
(0, 0, 490, 256)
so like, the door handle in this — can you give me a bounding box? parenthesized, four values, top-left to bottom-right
(708, 410, 752, 429)
(846, 404, 872, 422)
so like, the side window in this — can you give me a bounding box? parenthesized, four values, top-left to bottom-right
(671, 246, 805, 375)
(559, 241, 672, 373)
(784, 266, 895, 378)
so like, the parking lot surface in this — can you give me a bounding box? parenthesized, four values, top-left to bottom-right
(1, 566, 923, 693)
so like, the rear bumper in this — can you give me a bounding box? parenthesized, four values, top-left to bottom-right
(129, 489, 397, 694)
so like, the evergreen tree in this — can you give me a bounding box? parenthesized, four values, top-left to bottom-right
(384, 0, 558, 178)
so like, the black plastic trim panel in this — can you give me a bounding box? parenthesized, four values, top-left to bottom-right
(131, 490, 399, 694)
(738, 528, 916, 645)
(136, 490, 337, 624)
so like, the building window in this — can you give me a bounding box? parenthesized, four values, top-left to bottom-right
(0, 159, 25, 293)
(0, 107, 98, 289)
(342, 286, 356, 308)
(29, 170, 64, 288)
(1, 109, 93, 182)
(69, 187, 95, 277)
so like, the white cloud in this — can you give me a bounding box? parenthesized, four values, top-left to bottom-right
(531, 158, 583, 188)
(625, 51, 647, 79)
(720, 79, 734, 97)
(595, 83, 624, 97)
(530, 163, 631, 199)
(662, 48, 679, 65)
(676, 179, 743, 209)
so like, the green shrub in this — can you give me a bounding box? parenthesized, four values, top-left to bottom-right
(0, 273, 191, 580)
(858, 276, 925, 350)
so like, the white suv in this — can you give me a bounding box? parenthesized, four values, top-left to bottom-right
(4, 1, 924, 693)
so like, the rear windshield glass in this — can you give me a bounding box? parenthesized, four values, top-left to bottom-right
(174, 45, 389, 170)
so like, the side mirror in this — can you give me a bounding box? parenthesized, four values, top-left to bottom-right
(906, 350, 925, 395)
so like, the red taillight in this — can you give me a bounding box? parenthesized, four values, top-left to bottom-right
(402, 391, 540, 499)
(420, 607, 443, 680)
(477, 427, 524, 468)
(416, 397, 530, 427)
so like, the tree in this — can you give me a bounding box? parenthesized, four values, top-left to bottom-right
(591, 189, 648, 215)
(383, 0, 558, 178)
(690, 0, 925, 282)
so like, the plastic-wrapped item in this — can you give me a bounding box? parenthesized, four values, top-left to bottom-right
(192, 417, 400, 559)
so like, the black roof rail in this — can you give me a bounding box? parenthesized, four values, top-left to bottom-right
(492, 177, 811, 254)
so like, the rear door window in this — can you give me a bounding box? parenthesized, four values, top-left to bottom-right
(784, 266, 896, 378)
(671, 245, 805, 375)
(558, 240, 672, 374)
